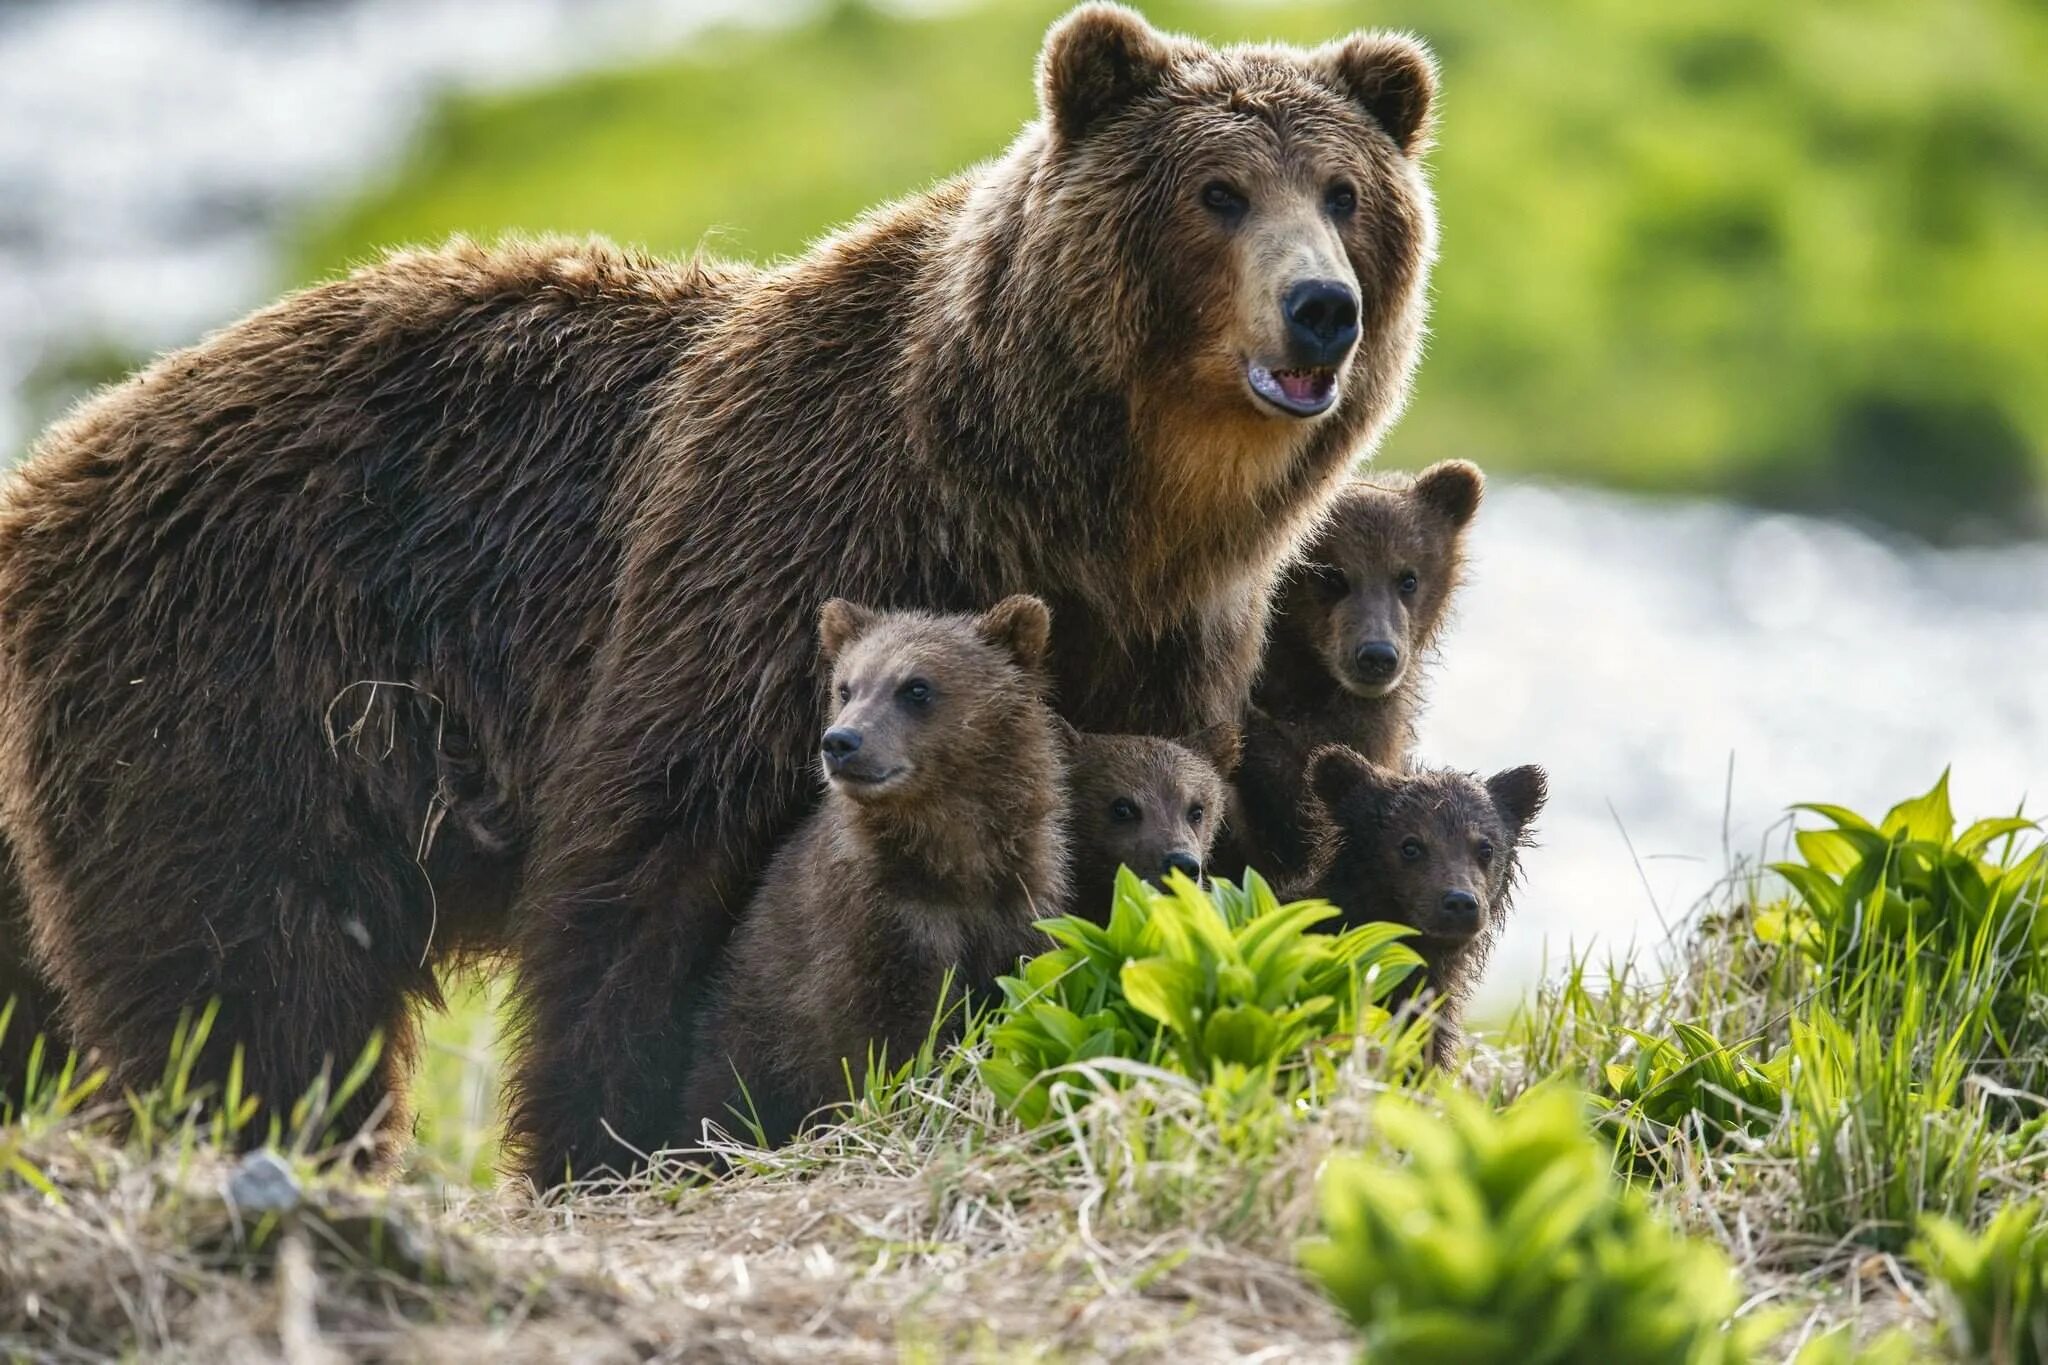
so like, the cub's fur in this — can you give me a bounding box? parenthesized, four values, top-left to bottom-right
(684, 598, 1066, 1149)
(1288, 747, 1544, 1068)
(1227, 460, 1483, 883)
(1062, 724, 1237, 921)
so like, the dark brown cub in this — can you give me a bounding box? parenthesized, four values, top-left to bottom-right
(1286, 745, 1545, 1069)
(1060, 723, 1237, 922)
(1226, 460, 1484, 883)
(682, 597, 1067, 1154)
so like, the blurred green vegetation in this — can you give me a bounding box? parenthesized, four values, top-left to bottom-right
(293, 0, 2048, 540)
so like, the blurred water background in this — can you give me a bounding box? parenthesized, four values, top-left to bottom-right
(2, 0, 2043, 1007)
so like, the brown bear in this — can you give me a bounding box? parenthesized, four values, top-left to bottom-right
(1287, 746, 1544, 1069)
(0, 4, 1440, 1182)
(683, 597, 1064, 1151)
(1223, 460, 1482, 884)
(1, 847, 70, 1111)
(1060, 724, 1237, 923)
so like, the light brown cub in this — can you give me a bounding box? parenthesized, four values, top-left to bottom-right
(683, 596, 1066, 1150)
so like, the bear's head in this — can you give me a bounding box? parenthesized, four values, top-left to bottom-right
(1023, 4, 1438, 502)
(1271, 459, 1482, 701)
(1304, 747, 1545, 944)
(815, 595, 1057, 813)
(1059, 722, 1238, 918)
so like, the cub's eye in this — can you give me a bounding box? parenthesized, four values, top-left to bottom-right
(836, 684, 851, 702)
(1399, 837, 1425, 862)
(1326, 182, 1358, 217)
(1201, 181, 1248, 218)
(1188, 804, 1205, 827)
(1397, 570, 1419, 596)
(1311, 563, 1349, 597)
(1476, 840, 1496, 865)
(899, 678, 933, 706)
(1110, 797, 1140, 823)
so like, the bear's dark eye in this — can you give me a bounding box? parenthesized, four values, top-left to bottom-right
(1110, 797, 1140, 823)
(899, 678, 933, 706)
(1476, 840, 1496, 865)
(1397, 570, 1419, 596)
(1399, 837, 1425, 862)
(1188, 804, 1205, 827)
(1201, 181, 1248, 219)
(837, 683, 850, 702)
(1326, 183, 1358, 217)
(1311, 563, 1349, 598)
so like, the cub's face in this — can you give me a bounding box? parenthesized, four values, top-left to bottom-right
(815, 596, 1052, 807)
(1308, 748, 1546, 942)
(1284, 460, 1482, 698)
(1035, 5, 1437, 435)
(1066, 725, 1238, 892)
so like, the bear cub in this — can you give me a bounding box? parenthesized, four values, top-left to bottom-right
(1060, 724, 1238, 922)
(1228, 459, 1484, 884)
(683, 595, 1067, 1151)
(1288, 745, 1545, 1069)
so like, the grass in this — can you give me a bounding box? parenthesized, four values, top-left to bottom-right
(3, 772, 2045, 1360)
(274, 0, 2048, 540)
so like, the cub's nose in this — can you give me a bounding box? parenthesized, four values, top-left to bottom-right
(820, 726, 863, 769)
(1440, 890, 1481, 933)
(1354, 640, 1401, 682)
(1161, 851, 1202, 882)
(1284, 279, 1360, 365)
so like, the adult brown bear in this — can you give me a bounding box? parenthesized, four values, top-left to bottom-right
(0, 3, 1438, 1183)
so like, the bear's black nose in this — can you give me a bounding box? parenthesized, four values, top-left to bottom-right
(1284, 279, 1360, 365)
(1161, 851, 1202, 882)
(1440, 890, 1481, 930)
(1354, 640, 1401, 681)
(820, 726, 863, 767)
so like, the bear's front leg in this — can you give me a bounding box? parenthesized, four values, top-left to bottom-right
(503, 828, 750, 1187)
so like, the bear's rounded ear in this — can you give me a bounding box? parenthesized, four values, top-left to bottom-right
(1181, 721, 1242, 779)
(1307, 744, 1383, 820)
(1486, 764, 1548, 838)
(1051, 714, 1084, 756)
(979, 594, 1053, 671)
(1315, 32, 1437, 157)
(1412, 459, 1485, 528)
(1039, 3, 1174, 143)
(818, 598, 877, 662)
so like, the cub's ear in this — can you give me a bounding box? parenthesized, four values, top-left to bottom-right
(1315, 32, 1437, 157)
(1051, 715, 1084, 756)
(1039, 3, 1174, 142)
(1486, 764, 1549, 838)
(1181, 721, 1243, 779)
(1307, 744, 1389, 820)
(1412, 459, 1485, 528)
(818, 598, 877, 662)
(978, 594, 1053, 671)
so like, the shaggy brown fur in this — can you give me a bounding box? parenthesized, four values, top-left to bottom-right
(1223, 460, 1482, 884)
(0, 847, 69, 1109)
(1286, 748, 1544, 1069)
(683, 599, 1064, 1150)
(1061, 725, 1236, 923)
(0, 4, 1439, 1182)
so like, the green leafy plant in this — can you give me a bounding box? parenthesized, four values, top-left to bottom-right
(1599, 1021, 1790, 1158)
(1915, 1199, 2048, 1364)
(981, 869, 1422, 1127)
(1771, 771, 2043, 973)
(1301, 1085, 1775, 1364)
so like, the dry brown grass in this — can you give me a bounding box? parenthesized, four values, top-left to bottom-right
(1, 1053, 1398, 1364)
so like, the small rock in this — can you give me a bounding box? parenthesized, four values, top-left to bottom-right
(226, 1149, 302, 1215)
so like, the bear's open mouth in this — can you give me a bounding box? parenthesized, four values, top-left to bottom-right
(830, 764, 907, 792)
(1245, 361, 1339, 418)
